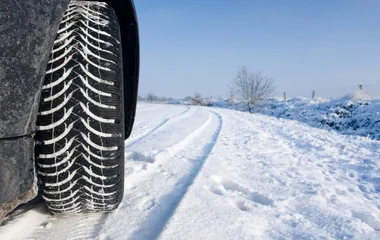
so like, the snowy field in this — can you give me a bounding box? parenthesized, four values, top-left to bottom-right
(210, 93, 380, 141)
(1, 103, 380, 240)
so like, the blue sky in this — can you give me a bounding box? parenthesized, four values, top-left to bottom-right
(134, 0, 380, 98)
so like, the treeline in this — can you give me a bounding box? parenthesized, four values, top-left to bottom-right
(138, 93, 179, 103)
(141, 66, 276, 109)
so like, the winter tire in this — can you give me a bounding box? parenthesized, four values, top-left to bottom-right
(35, 1, 124, 214)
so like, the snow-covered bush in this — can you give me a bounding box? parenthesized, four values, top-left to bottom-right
(253, 95, 380, 140)
(199, 94, 380, 140)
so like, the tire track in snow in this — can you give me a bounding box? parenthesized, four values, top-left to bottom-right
(135, 104, 163, 112)
(124, 110, 215, 186)
(125, 106, 191, 148)
(96, 109, 223, 239)
(125, 111, 223, 240)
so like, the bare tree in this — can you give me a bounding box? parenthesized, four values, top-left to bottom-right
(232, 66, 274, 111)
(146, 93, 156, 102)
(191, 92, 203, 105)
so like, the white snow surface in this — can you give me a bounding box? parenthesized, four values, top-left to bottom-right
(1, 103, 380, 240)
(209, 94, 380, 141)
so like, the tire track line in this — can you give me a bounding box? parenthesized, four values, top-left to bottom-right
(135, 105, 163, 112)
(127, 111, 223, 240)
(125, 106, 191, 148)
(124, 110, 215, 186)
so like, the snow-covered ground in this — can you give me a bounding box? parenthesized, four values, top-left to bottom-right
(1, 103, 380, 240)
(210, 93, 380, 141)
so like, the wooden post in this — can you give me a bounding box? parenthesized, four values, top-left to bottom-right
(283, 91, 287, 101)
(312, 90, 315, 100)
(359, 84, 363, 90)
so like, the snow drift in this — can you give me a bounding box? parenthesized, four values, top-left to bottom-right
(202, 92, 380, 140)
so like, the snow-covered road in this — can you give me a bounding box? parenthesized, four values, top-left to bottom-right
(1, 103, 380, 240)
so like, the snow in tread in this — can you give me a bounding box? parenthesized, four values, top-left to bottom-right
(35, 1, 124, 214)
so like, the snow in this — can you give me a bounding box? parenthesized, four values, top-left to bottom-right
(204, 93, 380, 141)
(1, 103, 380, 240)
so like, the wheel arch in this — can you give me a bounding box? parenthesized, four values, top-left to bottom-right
(103, 0, 140, 139)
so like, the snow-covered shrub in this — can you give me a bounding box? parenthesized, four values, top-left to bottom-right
(253, 96, 380, 140)
(173, 93, 379, 140)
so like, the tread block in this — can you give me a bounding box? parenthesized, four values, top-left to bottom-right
(35, 0, 124, 214)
